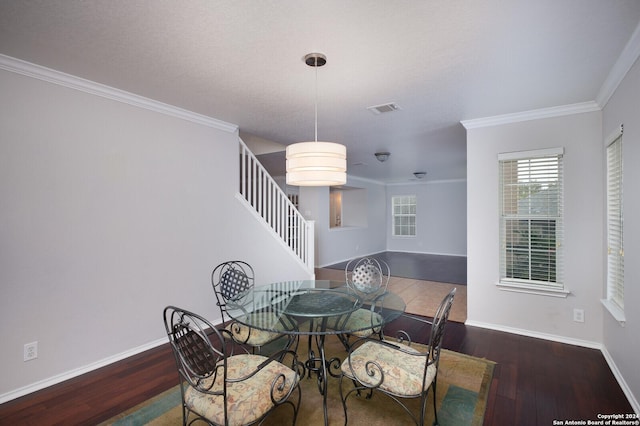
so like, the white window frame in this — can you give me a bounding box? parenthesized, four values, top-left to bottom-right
(497, 148, 568, 297)
(601, 125, 625, 324)
(392, 195, 416, 237)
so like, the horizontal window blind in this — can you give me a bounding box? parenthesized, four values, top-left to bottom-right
(606, 133, 624, 309)
(499, 150, 564, 288)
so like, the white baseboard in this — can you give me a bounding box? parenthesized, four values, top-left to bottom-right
(0, 317, 226, 405)
(386, 249, 467, 257)
(600, 346, 640, 415)
(0, 337, 166, 404)
(464, 319, 602, 349)
(318, 250, 467, 269)
(318, 250, 384, 268)
(465, 319, 639, 415)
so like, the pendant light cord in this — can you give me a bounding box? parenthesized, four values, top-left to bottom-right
(314, 56, 318, 143)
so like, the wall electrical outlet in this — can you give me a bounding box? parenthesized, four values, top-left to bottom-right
(24, 341, 38, 361)
(573, 309, 585, 323)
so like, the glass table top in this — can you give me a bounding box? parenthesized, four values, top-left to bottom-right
(225, 280, 406, 335)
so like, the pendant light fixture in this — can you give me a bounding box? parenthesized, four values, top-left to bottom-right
(286, 53, 347, 186)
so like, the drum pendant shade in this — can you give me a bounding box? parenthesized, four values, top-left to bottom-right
(286, 141, 347, 186)
(286, 53, 347, 186)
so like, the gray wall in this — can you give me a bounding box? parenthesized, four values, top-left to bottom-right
(466, 111, 604, 341)
(300, 177, 467, 267)
(0, 64, 309, 400)
(386, 180, 467, 256)
(300, 176, 388, 267)
(466, 101, 639, 409)
(4, 52, 636, 412)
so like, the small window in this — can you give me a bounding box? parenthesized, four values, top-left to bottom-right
(392, 195, 416, 237)
(498, 148, 565, 294)
(603, 128, 624, 322)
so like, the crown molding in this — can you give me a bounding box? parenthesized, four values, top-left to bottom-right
(596, 20, 640, 108)
(460, 101, 600, 130)
(386, 178, 467, 186)
(345, 174, 387, 186)
(462, 20, 640, 131)
(0, 54, 238, 133)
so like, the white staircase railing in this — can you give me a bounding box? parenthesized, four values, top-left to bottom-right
(238, 138, 314, 272)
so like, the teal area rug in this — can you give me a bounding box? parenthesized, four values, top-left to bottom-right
(440, 385, 479, 425)
(108, 386, 181, 425)
(100, 341, 494, 426)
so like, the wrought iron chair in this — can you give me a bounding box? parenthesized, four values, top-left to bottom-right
(329, 257, 391, 350)
(163, 305, 304, 426)
(212, 260, 296, 353)
(339, 288, 456, 426)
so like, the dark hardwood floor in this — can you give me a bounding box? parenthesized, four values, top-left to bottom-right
(324, 251, 468, 285)
(0, 317, 633, 425)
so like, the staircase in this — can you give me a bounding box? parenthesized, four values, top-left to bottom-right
(238, 138, 314, 273)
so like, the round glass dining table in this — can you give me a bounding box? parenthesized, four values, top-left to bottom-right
(225, 279, 406, 426)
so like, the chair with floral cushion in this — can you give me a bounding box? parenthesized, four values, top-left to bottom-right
(163, 305, 304, 426)
(339, 288, 456, 426)
(329, 257, 391, 350)
(212, 260, 296, 354)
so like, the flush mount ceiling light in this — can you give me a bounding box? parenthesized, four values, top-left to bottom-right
(413, 172, 427, 179)
(286, 53, 347, 186)
(367, 102, 401, 115)
(374, 151, 390, 162)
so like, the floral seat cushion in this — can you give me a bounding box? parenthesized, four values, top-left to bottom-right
(184, 354, 298, 425)
(327, 309, 383, 337)
(229, 312, 288, 346)
(341, 340, 437, 397)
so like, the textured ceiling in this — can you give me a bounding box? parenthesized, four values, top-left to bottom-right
(2, 0, 640, 183)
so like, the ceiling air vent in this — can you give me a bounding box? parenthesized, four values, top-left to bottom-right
(367, 102, 400, 115)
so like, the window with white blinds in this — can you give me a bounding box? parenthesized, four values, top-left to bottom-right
(606, 132, 624, 311)
(498, 148, 564, 291)
(392, 195, 416, 237)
